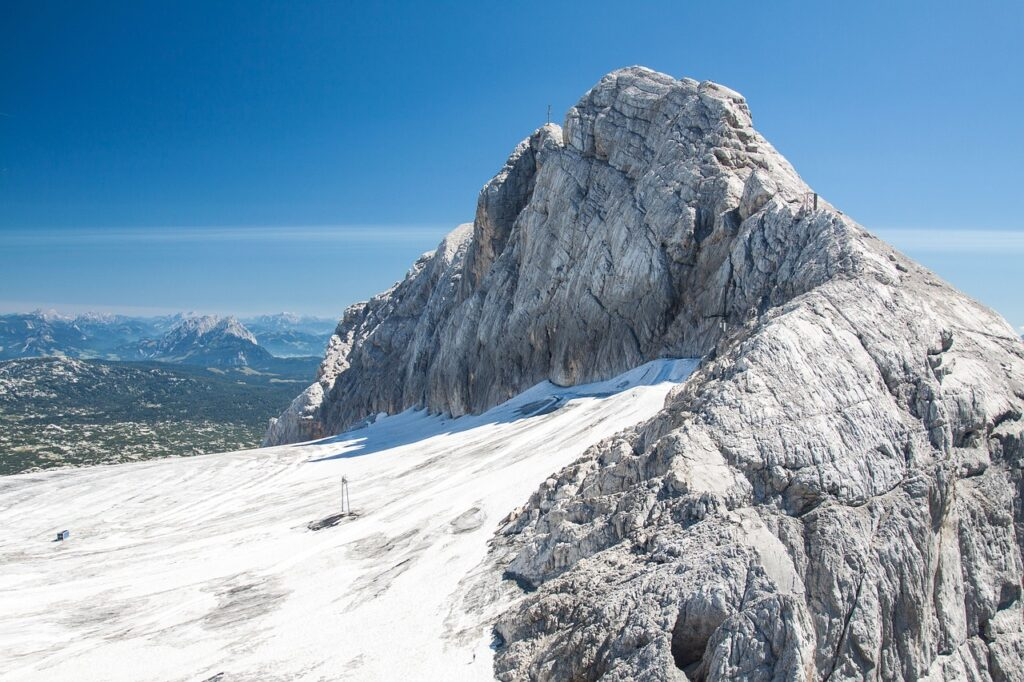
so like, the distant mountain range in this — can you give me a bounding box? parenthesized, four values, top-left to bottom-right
(0, 310, 336, 365)
(240, 313, 337, 357)
(0, 310, 334, 473)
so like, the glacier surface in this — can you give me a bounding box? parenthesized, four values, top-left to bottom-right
(0, 359, 696, 681)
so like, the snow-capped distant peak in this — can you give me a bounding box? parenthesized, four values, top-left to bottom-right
(30, 308, 74, 322)
(165, 315, 258, 345)
(73, 311, 123, 324)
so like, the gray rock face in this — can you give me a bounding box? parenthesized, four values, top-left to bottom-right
(267, 67, 815, 444)
(492, 273, 1024, 680)
(267, 66, 1024, 680)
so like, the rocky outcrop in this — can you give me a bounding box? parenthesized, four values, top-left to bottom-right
(491, 259, 1024, 680)
(268, 67, 1024, 680)
(267, 68, 819, 444)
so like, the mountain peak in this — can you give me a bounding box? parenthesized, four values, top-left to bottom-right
(165, 315, 257, 345)
(30, 308, 73, 322)
(151, 315, 266, 367)
(264, 66, 1024, 679)
(74, 311, 124, 324)
(267, 65, 840, 443)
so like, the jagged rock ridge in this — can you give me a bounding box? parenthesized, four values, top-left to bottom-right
(268, 67, 1024, 681)
(265, 67, 820, 445)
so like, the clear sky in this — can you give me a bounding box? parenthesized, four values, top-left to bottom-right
(1, 1, 1021, 327)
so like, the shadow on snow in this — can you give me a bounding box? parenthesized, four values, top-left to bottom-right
(304, 358, 698, 463)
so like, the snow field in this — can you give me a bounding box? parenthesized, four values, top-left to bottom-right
(0, 359, 698, 681)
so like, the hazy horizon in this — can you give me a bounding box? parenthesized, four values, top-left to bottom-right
(0, 300, 341, 321)
(3, 224, 1021, 330)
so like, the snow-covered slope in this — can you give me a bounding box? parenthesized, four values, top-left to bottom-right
(0, 358, 696, 681)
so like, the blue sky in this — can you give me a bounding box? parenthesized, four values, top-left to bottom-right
(1, 1, 1021, 327)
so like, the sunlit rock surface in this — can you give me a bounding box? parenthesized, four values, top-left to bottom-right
(269, 66, 1024, 680)
(265, 68, 813, 445)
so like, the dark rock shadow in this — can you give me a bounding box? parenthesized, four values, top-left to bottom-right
(307, 512, 360, 531)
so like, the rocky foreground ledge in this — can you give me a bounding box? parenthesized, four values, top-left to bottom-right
(270, 67, 1024, 680)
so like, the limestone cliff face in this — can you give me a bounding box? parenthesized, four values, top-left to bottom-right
(266, 67, 1024, 681)
(491, 253, 1024, 680)
(267, 67, 831, 445)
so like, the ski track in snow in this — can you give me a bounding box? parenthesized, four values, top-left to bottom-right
(0, 359, 698, 681)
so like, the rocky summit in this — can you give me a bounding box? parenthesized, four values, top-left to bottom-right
(146, 315, 270, 367)
(267, 67, 1024, 680)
